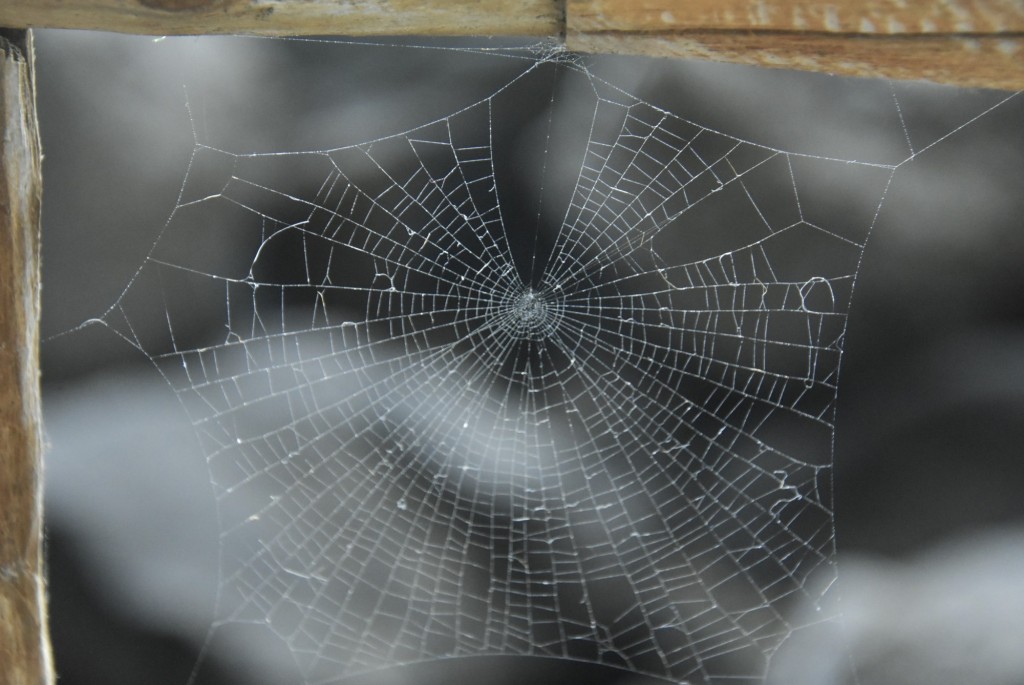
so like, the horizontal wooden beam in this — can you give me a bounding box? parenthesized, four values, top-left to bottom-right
(0, 0, 565, 37)
(565, 0, 1024, 90)
(569, 0, 1024, 34)
(2, 0, 1023, 88)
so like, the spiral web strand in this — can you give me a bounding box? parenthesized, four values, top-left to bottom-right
(101, 44, 915, 684)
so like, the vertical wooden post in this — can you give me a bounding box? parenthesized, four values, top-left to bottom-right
(0, 28, 53, 685)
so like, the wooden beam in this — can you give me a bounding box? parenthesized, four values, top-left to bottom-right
(0, 0, 565, 37)
(566, 0, 1024, 90)
(2, 1, 1022, 89)
(568, 0, 1024, 33)
(0, 28, 54, 685)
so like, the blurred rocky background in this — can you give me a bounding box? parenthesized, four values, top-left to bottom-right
(35, 30, 1024, 685)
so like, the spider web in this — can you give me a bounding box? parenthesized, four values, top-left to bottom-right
(91, 40, 1003, 685)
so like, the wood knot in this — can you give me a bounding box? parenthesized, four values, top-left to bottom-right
(138, 0, 226, 11)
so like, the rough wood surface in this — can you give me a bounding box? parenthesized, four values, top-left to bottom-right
(0, 29, 53, 685)
(2, 0, 1023, 88)
(566, 0, 1024, 89)
(569, 31, 1024, 90)
(568, 0, 1024, 33)
(0, 0, 564, 37)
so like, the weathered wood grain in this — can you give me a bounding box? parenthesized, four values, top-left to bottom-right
(568, 31, 1024, 90)
(0, 28, 53, 685)
(0, 0, 564, 37)
(566, 0, 1024, 89)
(2, 0, 1022, 88)
(568, 0, 1024, 34)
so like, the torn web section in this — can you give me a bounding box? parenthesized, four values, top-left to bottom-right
(104, 44, 897, 685)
